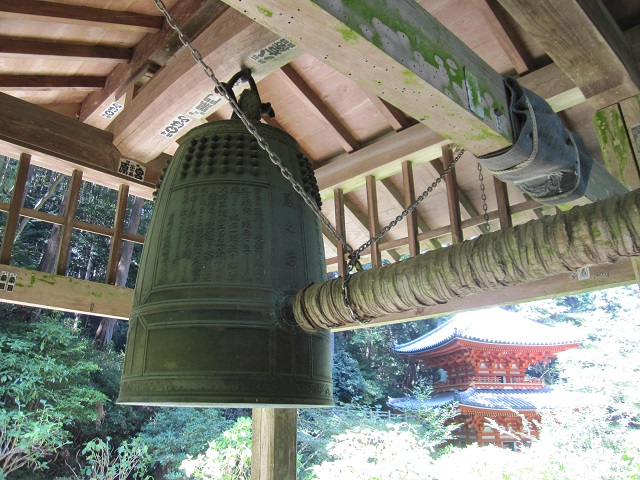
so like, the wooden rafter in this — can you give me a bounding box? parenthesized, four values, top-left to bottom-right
(493, 178, 513, 229)
(110, 8, 301, 162)
(365, 176, 382, 268)
(0, 0, 163, 33)
(442, 147, 463, 243)
(279, 65, 359, 153)
(220, 0, 513, 155)
(498, 0, 640, 109)
(0, 75, 105, 91)
(402, 161, 419, 257)
(362, 92, 413, 131)
(80, 0, 230, 128)
(0, 38, 132, 63)
(333, 188, 347, 276)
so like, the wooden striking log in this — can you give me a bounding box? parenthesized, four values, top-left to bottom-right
(292, 189, 640, 331)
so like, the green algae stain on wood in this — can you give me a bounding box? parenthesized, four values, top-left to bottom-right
(337, 26, 360, 44)
(256, 5, 273, 17)
(594, 106, 639, 189)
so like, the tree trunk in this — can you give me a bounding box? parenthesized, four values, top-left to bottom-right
(93, 196, 145, 350)
(37, 177, 70, 274)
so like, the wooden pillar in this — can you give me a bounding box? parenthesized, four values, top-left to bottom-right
(106, 184, 129, 284)
(56, 169, 83, 276)
(493, 177, 512, 229)
(365, 175, 382, 268)
(402, 161, 419, 257)
(442, 147, 463, 244)
(0, 153, 31, 265)
(333, 188, 347, 276)
(252, 408, 297, 480)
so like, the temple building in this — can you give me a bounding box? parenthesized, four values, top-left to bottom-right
(391, 308, 582, 448)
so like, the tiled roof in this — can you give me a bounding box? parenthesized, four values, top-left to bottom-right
(394, 307, 582, 354)
(389, 387, 585, 412)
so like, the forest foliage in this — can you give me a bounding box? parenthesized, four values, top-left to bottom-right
(0, 157, 639, 479)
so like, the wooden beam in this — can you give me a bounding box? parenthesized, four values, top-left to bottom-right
(472, 0, 532, 74)
(380, 177, 442, 249)
(0, 38, 132, 62)
(332, 258, 637, 331)
(221, 0, 513, 155)
(0, 154, 31, 265)
(0, 92, 158, 199)
(279, 65, 359, 152)
(334, 188, 347, 276)
(106, 185, 129, 285)
(493, 177, 513, 229)
(442, 147, 463, 243)
(111, 8, 301, 162)
(366, 176, 382, 268)
(0, 0, 163, 33)
(402, 161, 419, 257)
(0, 263, 132, 320)
(593, 104, 640, 189)
(0, 76, 105, 91)
(362, 92, 412, 131)
(497, 0, 640, 109)
(81, 0, 229, 128)
(56, 170, 82, 276)
(620, 94, 640, 179)
(251, 409, 297, 480)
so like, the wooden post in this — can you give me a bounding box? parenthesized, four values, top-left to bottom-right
(402, 161, 419, 257)
(493, 177, 512, 229)
(0, 153, 31, 264)
(106, 184, 129, 284)
(252, 408, 297, 480)
(442, 147, 463, 244)
(334, 188, 347, 276)
(56, 169, 83, 276)
(365, 175, 382, 268)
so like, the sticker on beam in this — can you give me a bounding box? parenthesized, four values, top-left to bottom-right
(250, 38, 296, 65)
(631, 123, 640, 154)
(159, 115, 191, 138)
(0, 271, 16, 293)
(571, 267, 590, 280)
(187, 93, 223, 120)
(118, 158, 146, 181)
(100, 102, 124, 120)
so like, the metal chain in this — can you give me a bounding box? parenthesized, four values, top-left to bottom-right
(477, 162, 490, 232)
(153, 0, 464, 323)
(153, 0, 354, 258)
(342, 146, 465, 324)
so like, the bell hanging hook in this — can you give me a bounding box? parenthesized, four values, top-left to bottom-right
(216, 68, 275, 122)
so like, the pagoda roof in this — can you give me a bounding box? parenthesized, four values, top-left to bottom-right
(389, 387, 584, 412)
(394, 308, 582, 355)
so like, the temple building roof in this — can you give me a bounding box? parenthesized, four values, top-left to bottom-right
(394, 308, 582, 355)
(389, 387, 584, 412)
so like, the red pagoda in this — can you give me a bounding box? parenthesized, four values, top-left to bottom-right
(391, 308, 582, 448)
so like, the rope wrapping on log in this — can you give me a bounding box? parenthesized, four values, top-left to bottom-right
(293, 189, 640, 331)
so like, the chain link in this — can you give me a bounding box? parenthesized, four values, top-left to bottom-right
(153, 0, 464, 324)
(477, 162, 490, 232)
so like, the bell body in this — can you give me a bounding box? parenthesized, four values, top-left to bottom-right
(118, 121, 333, 407)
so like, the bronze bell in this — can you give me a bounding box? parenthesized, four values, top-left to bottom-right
(117, 82, 333, 407)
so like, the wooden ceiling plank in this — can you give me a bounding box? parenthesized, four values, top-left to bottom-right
(471, 0, 533, 74)
(0, 92, 158, 199)
(442, 147, 463, 243)
(497, 0, 640, 109)
(0, 38, 132, 63)
(111, 8, 301, 162)
(380, 177, 442, 250)
(220, 0, 513, 156)
(0, 75, 105, 91)
(0, 0, 163, 33)
(279, 65, 359, 153)
(81, 0, 229, 128)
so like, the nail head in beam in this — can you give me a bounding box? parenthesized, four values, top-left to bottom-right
(0, 154, 31, 265)
(56, 170, 83, 277)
